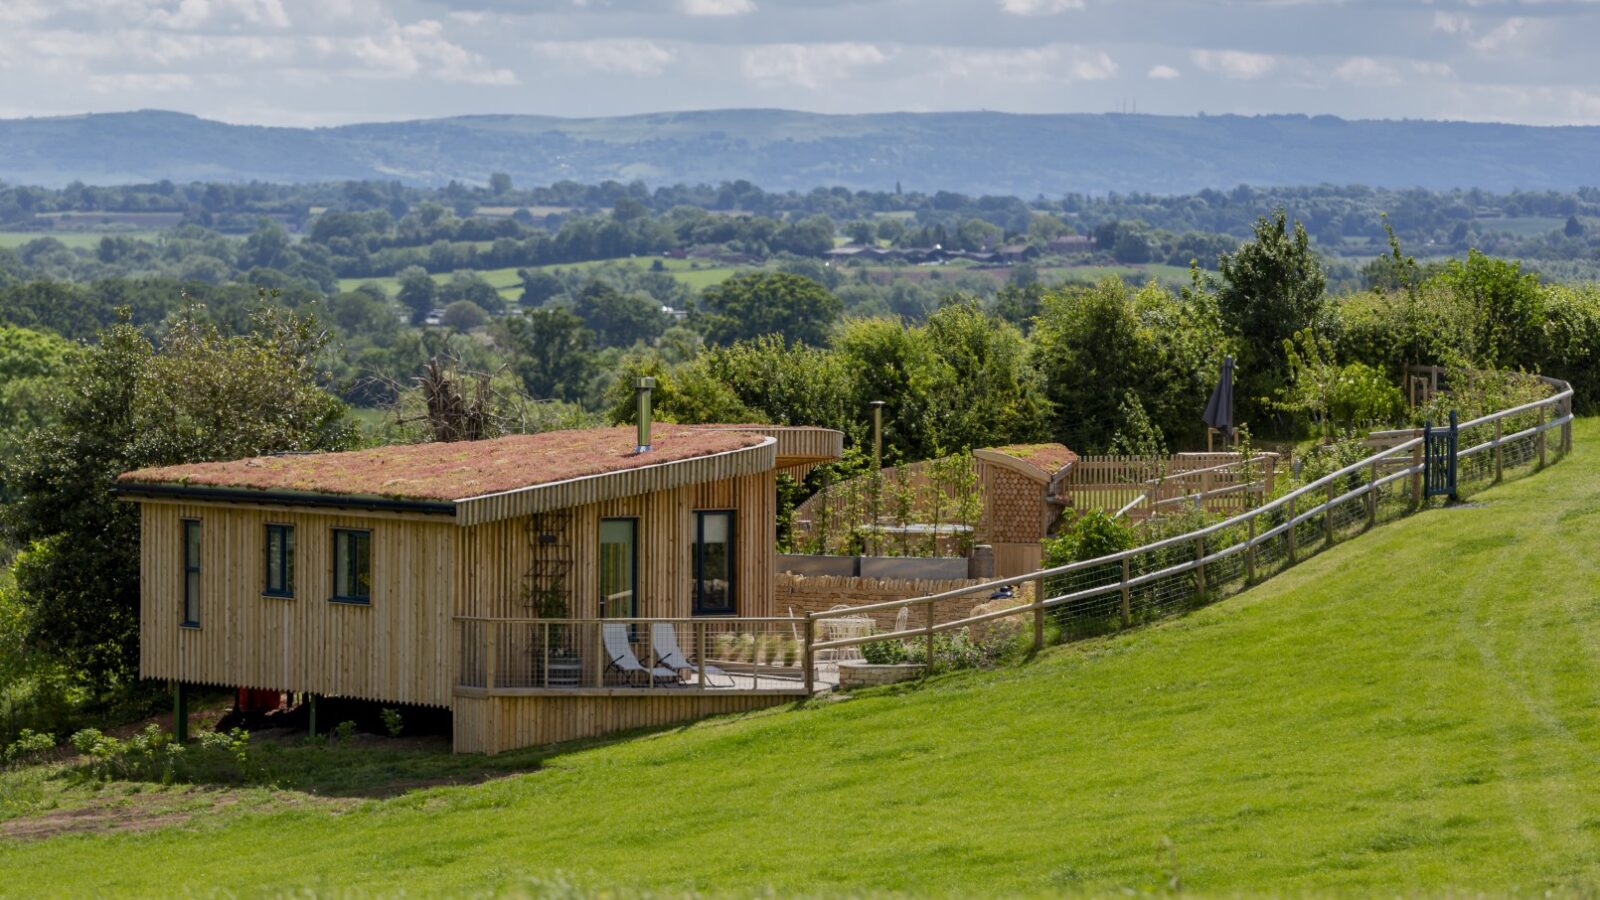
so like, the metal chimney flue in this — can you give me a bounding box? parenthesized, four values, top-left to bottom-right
(635, 376, 656, 454)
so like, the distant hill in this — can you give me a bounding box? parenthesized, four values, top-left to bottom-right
(3, 109, 1596, 194)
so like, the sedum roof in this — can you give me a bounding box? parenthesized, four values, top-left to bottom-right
(978, 443, 1079, 476)
(118, 426, 768, 504)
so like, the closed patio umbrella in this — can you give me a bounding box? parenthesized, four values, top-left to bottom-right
(1202, 355, 1235, 449)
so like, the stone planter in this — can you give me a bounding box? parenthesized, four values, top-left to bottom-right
(837, 661, 926, 690)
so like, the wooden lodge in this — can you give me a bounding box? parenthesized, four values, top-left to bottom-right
(117, 403, 844, 754)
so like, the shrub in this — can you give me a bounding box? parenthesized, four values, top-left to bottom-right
(861, 639, 909, 665)
(381, 708, 404, 738)
(2, 728, 54, 767)
(334, 720, 357, 745)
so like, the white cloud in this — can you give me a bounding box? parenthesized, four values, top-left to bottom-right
(741, 42, 887, 89)
(1334, 56, 1400, 86)
(1469, 17, 1525, 51)
(934, 44, 1114, 84)
(146, 0, 292, 31)
(680, 0, 756, 15)
(533, 39, 677, 77)
(1147, 64, 1181, 80)
(1190, 49, 1277, 80)
(1432, 11, 1471, 34)
(997, 0, 1085, 14)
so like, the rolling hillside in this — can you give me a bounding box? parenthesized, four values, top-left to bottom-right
(1, 422, 1598, 895)
(2, 109, 1598, 194)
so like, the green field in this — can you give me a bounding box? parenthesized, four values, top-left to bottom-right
(2, 421, 1598, 894)
(1042, 262, 1194, 285)
(336, 257, 745, 302)
(0, 231, 162, 250)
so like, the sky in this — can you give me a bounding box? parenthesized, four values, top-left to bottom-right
(0, 0, 1597, 128)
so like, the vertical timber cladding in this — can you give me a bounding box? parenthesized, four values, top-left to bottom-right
(137, 500, 455, 707)
(454, 470, 777, 620)
(452, 693, 794, 755)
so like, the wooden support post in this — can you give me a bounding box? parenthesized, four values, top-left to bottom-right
(1564, 397, 1574, 454)
(1032, 577, 1046, 652)
(802, 617, 815, 696)
(924, 599, 936, 675)
(486, 620, 499, 692)
(1410, 443, 1423, 509)
(172, 682, 188, 743)
(1287, 496, 1298, 565)
(696, 621, 708, 691)
(1245, 517, 1257, 584)
(1493, 417, 1504, 483)
(1366, 461, 1378, 527)
(1324, 483, 1335, 547)
(1194, 537, 1207, 599)
(1120, 557, 1132, 628)
(1538, 405, 1548, 469)
(307, 693, 318, 739)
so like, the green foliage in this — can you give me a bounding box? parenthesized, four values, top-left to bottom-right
(698, 272, 842, 348)
(1043, 509, 1136, 569)
(381, 708, 404, 738)
(571, 280, 667, 349)
(1278, 330, 1405, 436)
(861, 639, 910, 665)
(335, 720, 358, 745)
(1107, 391, 1168, 458)
(0, 306, 356, 686)
(1437, 250, 1546, 370)
(67, 724, 257, 785)
(502, 306, 598, 404)
(1216, 210, 1328, 417)
(2, 728, 53, 767)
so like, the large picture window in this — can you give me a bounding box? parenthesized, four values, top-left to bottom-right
(692, 511, 735, 616)
(332, 529, 371, 604)
(264, 524, 294, 598)
(182, 519, 201, 627)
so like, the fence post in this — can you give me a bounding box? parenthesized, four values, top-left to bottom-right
(1287, 495, 1298, 565)
(486, 621, 499, 692)
(1564, 396, 1574, 454)
(1366, 461, 1378, 527)
(1194, 536, 1207, 600)
(802, 616, 815, 696)
(924, 599, 936, 676)
(1538, 405, 1548, 469)
(1324, 483, 1336, 547)
(1120, 557, 1132, 628)
(1245, 516, 1257, 584)
(1032, 576, 1046, 652)
(1493, 417, 1504, 483)
(1410, 442, 1423, 509)
(696, 621, 708, 691)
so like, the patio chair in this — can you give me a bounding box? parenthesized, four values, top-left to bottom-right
(650, 622, 736, 688)
(602, 623, 678, 687)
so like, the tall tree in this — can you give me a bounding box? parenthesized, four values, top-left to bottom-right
(698, 272, 842, 348)
(1, 307, 356, 684)
(502, 307, 597, 403)
(1216, 210, 1327, 416)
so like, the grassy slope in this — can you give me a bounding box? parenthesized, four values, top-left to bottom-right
(335, 258, 743, 301)
(4, 422, 1600, 896)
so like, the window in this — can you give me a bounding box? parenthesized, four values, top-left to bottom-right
(264, 524, 294, 598)
(599, 518, 637, 619)
(692, 511, 735, 616)
(181, 519, 201, 627)
(332, 529, 371, 604)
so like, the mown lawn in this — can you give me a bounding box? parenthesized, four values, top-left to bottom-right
(2, 421, 1599, 896)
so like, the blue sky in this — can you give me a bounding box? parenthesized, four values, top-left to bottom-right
(0, 0, 1596, 127)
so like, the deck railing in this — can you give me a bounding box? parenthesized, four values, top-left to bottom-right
(455, 616, 807, 694)
(800, 376, 1575, 692)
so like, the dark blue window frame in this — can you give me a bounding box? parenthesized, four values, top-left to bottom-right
(264, 523, 294, 598)
(331, 528, 372, 605)
(181, 519, 201, 628)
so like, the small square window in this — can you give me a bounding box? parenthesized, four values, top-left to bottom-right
(264, 524, 295, 598)
(332, 529, 371, 605)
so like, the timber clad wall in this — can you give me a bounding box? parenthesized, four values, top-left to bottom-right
(136, 471, 777, 747)
(453, 693, 791, 754)
(139, 502, 455, 707)
(453, 471, 775, 620)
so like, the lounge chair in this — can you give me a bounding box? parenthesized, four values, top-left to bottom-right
(602, 622, 678, 686)
(650, 622, 735, 688)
